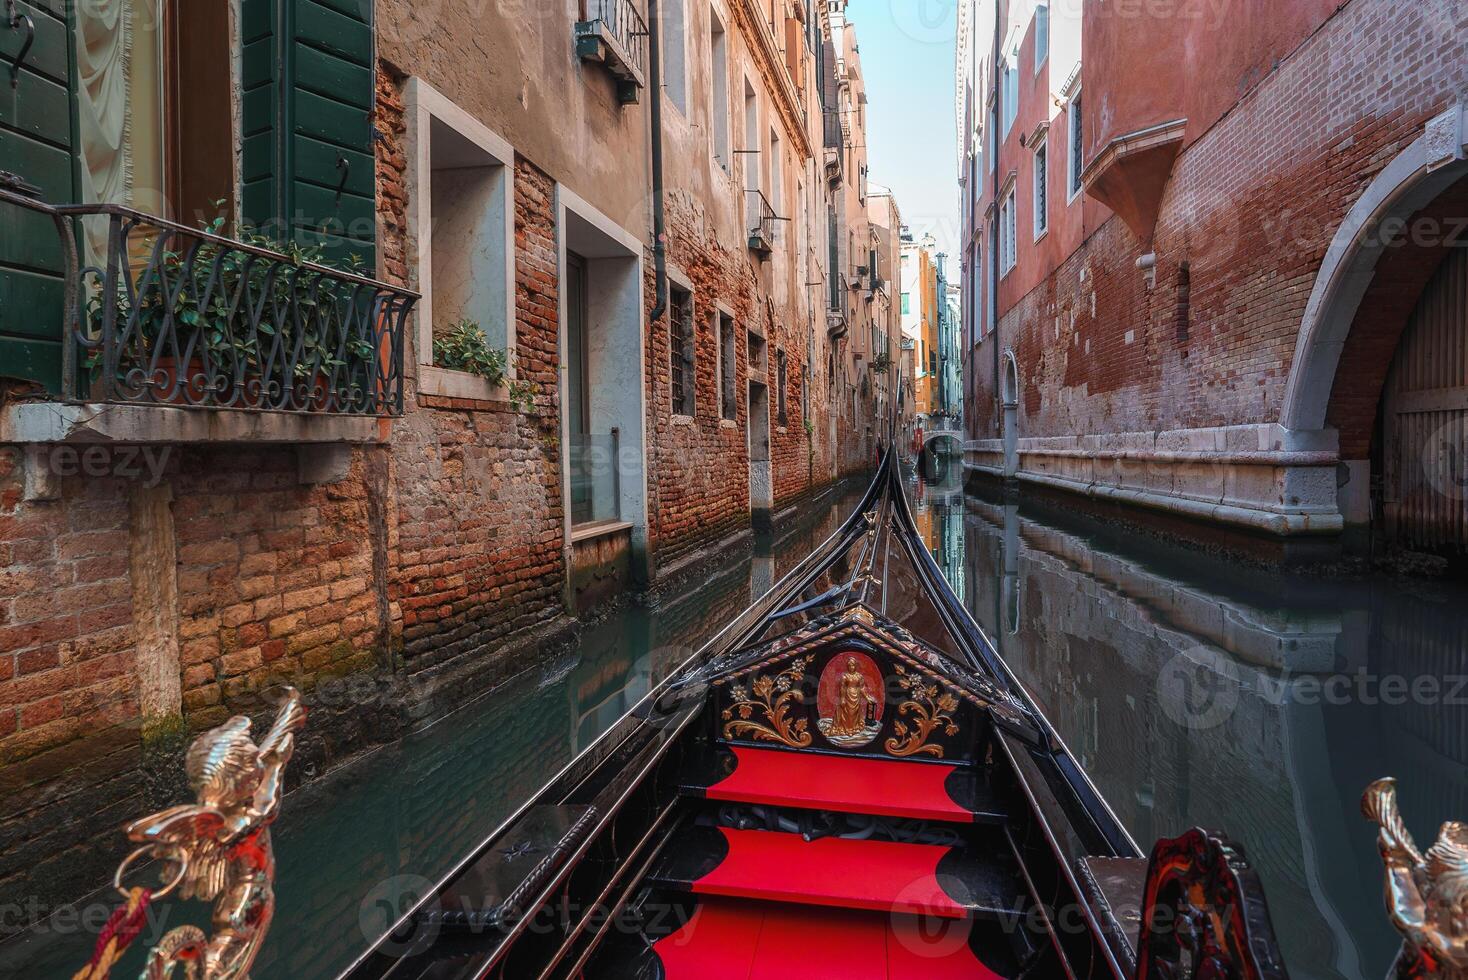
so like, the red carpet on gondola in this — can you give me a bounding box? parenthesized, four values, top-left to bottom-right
(654, 896, 1007, 979)
(705, 746, 971, 823)
(691, 827, 969, 918)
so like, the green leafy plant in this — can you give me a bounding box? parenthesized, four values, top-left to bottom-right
(433, 318, 540, 412)
(870, 351, 893, 374)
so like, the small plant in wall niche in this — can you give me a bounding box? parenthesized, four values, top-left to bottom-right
(433, 318, 539, 411)
(870, 352, 892, 374)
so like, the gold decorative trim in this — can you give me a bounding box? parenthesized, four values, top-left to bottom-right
(722, 655, 815, 748)
(885, 664, 960, 759)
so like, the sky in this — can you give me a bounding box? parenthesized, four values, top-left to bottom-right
(848, 0, 962, 264)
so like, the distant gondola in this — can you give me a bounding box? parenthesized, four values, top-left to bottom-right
(337, 448, 1290, 980)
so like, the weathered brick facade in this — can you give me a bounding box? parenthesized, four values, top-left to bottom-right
(960, 0, 1468, 546)
(0, 0, 896, 934)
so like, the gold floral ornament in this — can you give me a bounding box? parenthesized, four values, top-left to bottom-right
(722, 656, 815, 748)
(885, 664, 960, 759)
(1363, 777, 1468, 978)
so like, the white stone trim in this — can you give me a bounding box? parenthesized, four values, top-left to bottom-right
(1282, 105, 1468, 433)
(406, 78, 517, 393)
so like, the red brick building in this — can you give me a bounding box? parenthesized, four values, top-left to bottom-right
(959, 0, 1468, 558)
(0, 0, 894, 929)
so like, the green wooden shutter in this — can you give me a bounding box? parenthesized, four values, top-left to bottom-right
(0, 0, 77, 392)
(240, 0, 376, 269)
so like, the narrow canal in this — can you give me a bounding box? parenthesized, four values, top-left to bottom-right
(0, 481, 870, 980)
(912, 479, 1468, 980)
(7, 473, 1464, 979)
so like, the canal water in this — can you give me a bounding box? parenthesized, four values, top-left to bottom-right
(911, 478, 1468, 980)
(0, 481, 869, 980)
(7, 472, 1464, 978)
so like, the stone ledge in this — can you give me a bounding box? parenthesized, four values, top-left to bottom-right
(0, 402, 388, 445)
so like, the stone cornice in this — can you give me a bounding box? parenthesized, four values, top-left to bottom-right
(732, 0, 813, 160)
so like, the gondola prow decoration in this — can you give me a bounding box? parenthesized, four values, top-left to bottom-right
(1364, 778, 1468, 979)
(76, 689, 306, 980)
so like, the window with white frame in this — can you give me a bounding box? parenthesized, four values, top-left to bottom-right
(999, 189, 1017, 274)
(408, 80, 515, 387)
(710, 11, 730, 168)
(1033, 141, 1048, 238)
(1034, 3, 1049, 72)
(770, 127, 782, 215)
(1001, 48, 1019, 135)
(664, 0, 689, 113)
(1068, 91, 1084, 200)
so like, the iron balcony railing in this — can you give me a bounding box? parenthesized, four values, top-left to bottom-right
(576, 0, 649, 102)
(0, 183, 416, 416)
(747, 189, 777, 255)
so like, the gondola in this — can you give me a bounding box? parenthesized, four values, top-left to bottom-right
(332, 446, 1291, 980)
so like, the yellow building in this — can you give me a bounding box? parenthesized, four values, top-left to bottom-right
(900, 233, 941, 423)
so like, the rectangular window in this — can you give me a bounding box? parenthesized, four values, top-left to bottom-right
(719, 312, 737, 420)
(776, 348, 788, 425)
(902, 293, 911, 315)
(1000, 190, 1017, 274)
(1034, 3, 1049, 72)
(665, 0, 689, 113)
(748, 330, 767, 372)
(1033, 143, 1048, 238)
(827, 207, 841, 310)
(1002, 55, 1018, 135)
(1068, 92, 1084, 200)
(670, 286, 695, 416)
(770, 128, 782, 216)
(711, 12, 730, 167)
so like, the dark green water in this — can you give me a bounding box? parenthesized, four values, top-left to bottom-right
(0, 482, 868, 980)
(911, 480, 1468, 980)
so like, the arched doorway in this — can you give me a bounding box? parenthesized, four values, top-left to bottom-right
(1380, 246, 1468, 555)
(1280, 106, 1468, 551)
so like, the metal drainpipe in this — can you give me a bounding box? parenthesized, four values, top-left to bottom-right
(647, 0, 669, 325)
(989, 0, 1002, 440)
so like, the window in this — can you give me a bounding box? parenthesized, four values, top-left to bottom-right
(827, 207, 841, 310)
(409, 80, 514, 390)
(999, 189, 1017, 274)
(1033, 142, 1048, 238)
(1034, 3, 1049, 72)
(711, 12, 730, 167)
(719, 312, 737, 420)
(1001, 53, 1018, 135)
(670, 286, 695, 416)
(902, 292, 911, 315)
(748, 330, 767, 371)
(664, 0, 689, 113)
(776, 348, 788, 425)
(1068, 92, 1084, 200)
(770, 128, 782, 215)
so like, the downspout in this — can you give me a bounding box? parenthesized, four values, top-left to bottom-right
(989, 0, 1002, 440)
(648, 0, 669, 324)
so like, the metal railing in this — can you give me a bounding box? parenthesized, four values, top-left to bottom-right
(746, 189, 777, 252)
(0, 184, 416, 415)
(578, 0, 648, 78)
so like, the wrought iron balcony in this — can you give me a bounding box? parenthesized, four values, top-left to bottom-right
(0, 184, 416, 418)
(576, 0, 648, 104)
(747, 190, 777, 257)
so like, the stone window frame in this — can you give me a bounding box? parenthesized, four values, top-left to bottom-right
(1032, 135, 1049, 242)
(1065, 82, 1084, 204)
(715, 303, 739, 427)
(405, 78, 517, 401)
(998, 174, 1018, 277)
(667, 264, 697, 421)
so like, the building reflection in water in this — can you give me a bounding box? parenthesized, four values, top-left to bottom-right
(909, 481, 1468, 980)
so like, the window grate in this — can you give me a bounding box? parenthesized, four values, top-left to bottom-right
(670, 288, 695, 416)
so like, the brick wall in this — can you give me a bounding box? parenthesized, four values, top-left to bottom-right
(973, 0, 1465, 457)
